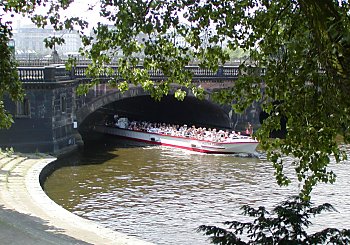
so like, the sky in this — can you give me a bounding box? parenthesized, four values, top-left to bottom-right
(3, 1, 104, 32)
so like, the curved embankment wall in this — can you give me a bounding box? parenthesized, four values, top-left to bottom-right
(0, 152, 153, 245)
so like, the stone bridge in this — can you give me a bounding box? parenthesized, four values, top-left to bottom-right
(0, 64, 261, 155)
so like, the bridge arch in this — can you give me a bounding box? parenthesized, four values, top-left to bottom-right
(76, 85, 231, 132)
(76, 86, 149, 124)
(1, 64, 261, 155)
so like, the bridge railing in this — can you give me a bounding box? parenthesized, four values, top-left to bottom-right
(18, 65, 73, 83)
(16, 58, 245, 67)
(17, 67, 45, 83)
(73, 65, 240, 80)
(18, 65, 245, 83)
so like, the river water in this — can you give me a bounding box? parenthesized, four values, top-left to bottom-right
(44, 136, 350, 245)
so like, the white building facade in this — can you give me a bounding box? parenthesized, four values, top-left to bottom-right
(13, 24, 82, 59)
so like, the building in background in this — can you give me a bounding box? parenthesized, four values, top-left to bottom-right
(13, 23, 82, 59)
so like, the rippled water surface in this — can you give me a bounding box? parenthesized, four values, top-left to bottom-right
(44, 137, 350, 245)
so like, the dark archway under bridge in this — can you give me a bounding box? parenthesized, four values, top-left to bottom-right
(79, 94, 231, 136)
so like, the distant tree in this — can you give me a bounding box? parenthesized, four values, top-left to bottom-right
(225, 48, 248, 63)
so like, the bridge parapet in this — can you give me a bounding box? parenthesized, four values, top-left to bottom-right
(19, 65, 241, 83)
(17, 67, 45, 83)
(18, 65, 73, 83)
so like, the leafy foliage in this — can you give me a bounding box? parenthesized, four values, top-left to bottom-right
(76, 0, 350, 198)
(198, 196, 350, 245)
(1, 0, 350, 197)
(2, 1, 350, 243)
(0, 18, 23, 128)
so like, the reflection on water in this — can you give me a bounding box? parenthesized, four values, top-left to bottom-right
(44, 137, 350, 245)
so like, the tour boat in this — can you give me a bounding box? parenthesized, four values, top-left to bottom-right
(94, 119, 259, 154)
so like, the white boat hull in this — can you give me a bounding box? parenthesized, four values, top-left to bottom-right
(94, 125, 259, 154)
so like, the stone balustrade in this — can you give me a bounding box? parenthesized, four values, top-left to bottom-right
(18, 65, 72, 83)
(18, 65, 248, 84)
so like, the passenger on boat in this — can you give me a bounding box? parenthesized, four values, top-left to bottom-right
(112, 117, 254, 142)
(113, 114, 119, 123)
(245, 122, 253, 136)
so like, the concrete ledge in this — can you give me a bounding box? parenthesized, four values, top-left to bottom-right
(0, 152, 153, 245)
